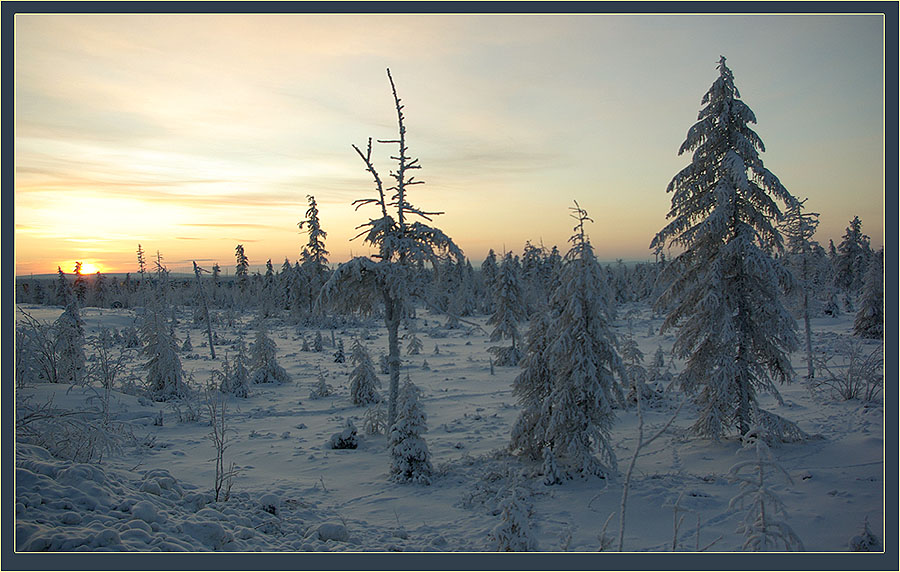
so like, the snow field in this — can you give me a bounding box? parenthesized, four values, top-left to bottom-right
(15, 303, 883, 552)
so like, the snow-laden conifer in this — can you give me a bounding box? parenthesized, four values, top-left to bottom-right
(349, 338, 381, 406)
(333, 339, 346, 363)
(650, 56, 799, 439)
(480, 249, 500, 314)
(298, 195, 330, 320)
(406, 324, 423, 356)
(510, 202, 624, 480)
(834, 216, 872, 301)
(218, 341, 250, 398)
(249, 323, 290, 385)
(488, 252, 527, 366)
(728, 428, 804, 551)
(389, 377, 433, 485)
(55, 301, 86, 386)
(491, 483, 538, 551)
(141, 303, 186, 401)
(853, 248, 883, 340)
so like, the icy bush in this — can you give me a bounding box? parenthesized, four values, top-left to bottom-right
(309, 372, 333, 399)
(328, 419, 359, 450)
(349, 339, 381, 406)
(249, 325, 290, 385)
(848, 517, 882, 551)
(728, 428, 804, 551)
(811, 339, 882, 402)
(491, 483, 537, 551)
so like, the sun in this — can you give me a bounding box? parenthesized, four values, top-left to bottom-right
(76, 262, 102, 275)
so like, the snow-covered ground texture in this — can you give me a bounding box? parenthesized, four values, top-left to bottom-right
(14, 303, 884, 553)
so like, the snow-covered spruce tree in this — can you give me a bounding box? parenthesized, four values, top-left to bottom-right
(333, 338, 346, 363)
(510, 202, 625, 481)
(249, 322, 290, 384)
(650, 56, 799, 440)
(405, 324, 423, 356)
(349, 338, 381, 405)
(389, 376, 433, 484)
(141, 302, 186, 401)
(234, 244, 250, 301)
(491, 483, 538, 551)
(488, 252, 527, 366)
(480, 249, 500, 314)
(218, 341, 250, 398)
(728, 429, 804, 551)
(55, 266, 70, 306)
(853, 248, 883, 340)
(321, 68, 462, 426)
(833, 215, 872, 304)
(55, 300, 86, 386)
(298, 195, 330, 321)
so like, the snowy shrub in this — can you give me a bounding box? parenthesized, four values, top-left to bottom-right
(811, 340, 882, 402)
(406, 330, 423, 356)
(181, 332, 193, 352)
(349, 339, 381, 406)
(217, 341, 250, 398)
(490, 484, 537, 551)
(121, 326, 141, 348)
(389, 378, 433, 485)
(328, 419, 359, 450)
(362, 402, 388, 436)
(747, 408, 811, 445)
(728, 428, 804, 551)
(16, 395, 121, 462)
(312, 331, 323, 353)
(848, 517, 882, 551)
(379, 353, 390, 375)
(309, 372, 333, 399)
(16, 310, 61, 386)
(333, 339, 346, 363)
(249, 325, 290, 385)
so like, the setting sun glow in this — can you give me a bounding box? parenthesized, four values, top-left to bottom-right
(72, 262, 101, 275)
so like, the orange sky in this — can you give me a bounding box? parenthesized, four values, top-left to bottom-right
(15, 14, 885, 276)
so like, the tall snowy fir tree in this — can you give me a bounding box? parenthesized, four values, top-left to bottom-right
(834, 216, 872, 308)
(234, 244, 250, 303)
(55, 300, 86, 386)
(853, 248, 883, 340)
(480, 249, 500, 314)
(510, 202, 624, 481)
(488, 252, 527, 366)
(650, 56, 799, 439)
(298, 195, 330, 320)
(321, 68, 462, 426)
(140, 302, 186, 401)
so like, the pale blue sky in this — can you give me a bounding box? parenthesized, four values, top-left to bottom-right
(15, 13, 884, 275)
